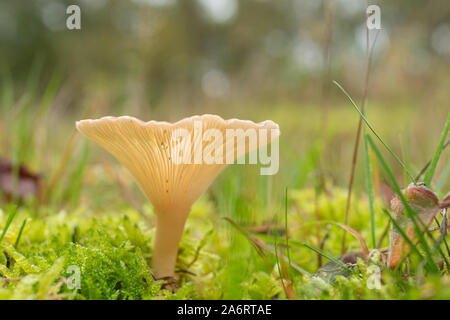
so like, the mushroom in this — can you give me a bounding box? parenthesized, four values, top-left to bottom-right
(76, 115, 279, 282)
(388, 183, 441, 269)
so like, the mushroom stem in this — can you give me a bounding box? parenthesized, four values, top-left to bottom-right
(152, 208, 190, 279)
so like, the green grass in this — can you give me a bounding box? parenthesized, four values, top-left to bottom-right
(363, 133, 376, 249)
(333, 81, 416, 184)
(0, 72, 449, 300)
(424, 112, 450, 186)
(0, 205, 17, 243)
(368, 136, 439, 273)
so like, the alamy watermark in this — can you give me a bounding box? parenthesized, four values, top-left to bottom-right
(63, 4, 381, 34)
(170, 120, 279, 175)
(367, 5, 381, 30)
(366, 265, 381, 290)
(66, 265, 81, 290)
(66, 5, 81, 30)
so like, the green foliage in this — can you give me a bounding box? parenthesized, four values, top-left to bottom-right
(242, 272, 282, 300)
(334, 81, 416, 183)
(0, 205, 17, 243)
(0, 208, 189, 300)
(424, 112, 449, 186)
(0, 182, 448, 300)
(0, 71, 448, 300)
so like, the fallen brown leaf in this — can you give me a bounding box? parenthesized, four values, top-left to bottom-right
(388, 183, 441, 269)
(0, 157, 43, 202)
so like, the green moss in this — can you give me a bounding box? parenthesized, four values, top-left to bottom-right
(0, 188, 448, 300)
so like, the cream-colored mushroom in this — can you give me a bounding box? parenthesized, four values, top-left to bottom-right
(76, 115, 279, 281)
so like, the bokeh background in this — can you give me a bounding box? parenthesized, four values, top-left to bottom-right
(1, 0, 449, 205)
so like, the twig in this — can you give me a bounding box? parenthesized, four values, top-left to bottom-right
(415, 140, 450, 181)
(320, 0, 336, 131)
(436, 209, 450, 260)
(315, 0, 336, 243)
(318, 224, 332, 267)
(341, 25, 380, 254)
(1, 277, 22, 288)
(417, 208, 450, 276)
(376, 222, 390, 249)
(245, 224, 285, 235)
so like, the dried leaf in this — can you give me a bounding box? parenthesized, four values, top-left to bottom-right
(334, 222, 370, 258)
(0, 158, 43, 201)
(388, 183, 440, 269)
(440, 194, 450, 209)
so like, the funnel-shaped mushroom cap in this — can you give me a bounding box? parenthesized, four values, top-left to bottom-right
(76, 115, 279, 213)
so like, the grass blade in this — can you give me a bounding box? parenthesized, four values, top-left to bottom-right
(0, 205, 18, 243)
(219, 218, 311, 276)
(334, 222, 370, 257)
(302, 242, 351, 272)
(364, 133, 376, 248)
(333, 80, 416, 183)
(367, 136, 439, 273)
(341, 27, 379, 255)
(416, 140, 450, 182)
(423, 112, 449, 186)
(14, 218, 29, 248)
(382, 208, 423, 260)
(284, 187, 292, 274)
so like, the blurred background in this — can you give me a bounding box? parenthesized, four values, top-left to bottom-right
(0, 0, 449, 207)
(0, 1, 449, 301)
(2, 0, 450, 107)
